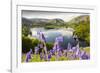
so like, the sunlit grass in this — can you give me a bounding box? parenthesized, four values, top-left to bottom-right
(22, 54, 26, 62)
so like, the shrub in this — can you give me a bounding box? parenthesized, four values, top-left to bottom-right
(22, 35, 40, 53)
(46, 43, 53, 51)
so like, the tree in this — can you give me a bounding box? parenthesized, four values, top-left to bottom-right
(74, 23, 90, 46)
(22, 35, 40, 53)
(22, 25, 30, 36)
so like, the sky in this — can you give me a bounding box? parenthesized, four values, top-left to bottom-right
(22, 10, 88, 22)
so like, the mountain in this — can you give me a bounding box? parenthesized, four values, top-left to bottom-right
(29, 18, 50, 26)
(22, 17, 32, 25)
(49, 18, 65, 25)
(22, 17, 65, 26)
(22, 15, 89, 28)
(68, 15, 90, 24)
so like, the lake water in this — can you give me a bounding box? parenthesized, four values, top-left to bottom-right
(30, 27, 79, 49)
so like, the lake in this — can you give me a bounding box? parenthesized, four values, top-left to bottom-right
(30, 27, 88, 48)
(30, 27, 80, 49)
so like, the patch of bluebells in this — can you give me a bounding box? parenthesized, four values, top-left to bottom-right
(26, 49, 33, 62)
(25, 31, 90, 62)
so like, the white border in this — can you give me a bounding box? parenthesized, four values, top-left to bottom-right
(11, 2, 97, 73)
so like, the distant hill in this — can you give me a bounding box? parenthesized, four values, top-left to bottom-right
(49, 18, 65, 25)
(22, 17, 65, 26)
(22, 15, 90, 28)
(68, 15, 90, 24)
(22, 17, 32, 26)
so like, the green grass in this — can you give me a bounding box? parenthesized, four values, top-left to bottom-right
(80, 47, 90, 54)
(83, 47, 90, 54)
(22, 54, 26, 62)
(50, 55, 56, 61)
(30, 54, 45, 62)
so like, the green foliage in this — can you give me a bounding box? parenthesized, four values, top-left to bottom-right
(22, 54, 26, 62)
(22, 35, 40, 53)
(82, 47, 90, 54)
(22, 35, 54, 53)
(46, 43, 53, 51)
(50, 56, 56, 61)
(22, 25, 31, 36)
(74, 23, 90, 45)
(59, 56, 68, 60)
(30, 54, 42, 62)
(65, 15, 90, 46)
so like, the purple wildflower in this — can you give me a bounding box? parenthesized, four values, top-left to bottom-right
(76, 43, 80, 50)
(43, 54, 47, 61)
(67, 43, 72, 50)
(53, 38, 62, 52)
(75, 48, 80, 56)
(72, 47, 76, 51)
(53, 43, 57, 50)
(29, 49, 33, 54)
(26, 55, 29, 62)
(37, 31, 41, 35)
(38, 43, 44, 49)
(34, 47, 39, 54)
(58, 51, 62, 57)
(50, 49, 54, 55)
(26, 49, 33, 62)
(40, 52, 43, 60)
(80, 51, 90, 60)
(48, 54, 52, 61)
(37, 31, 46, 43)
